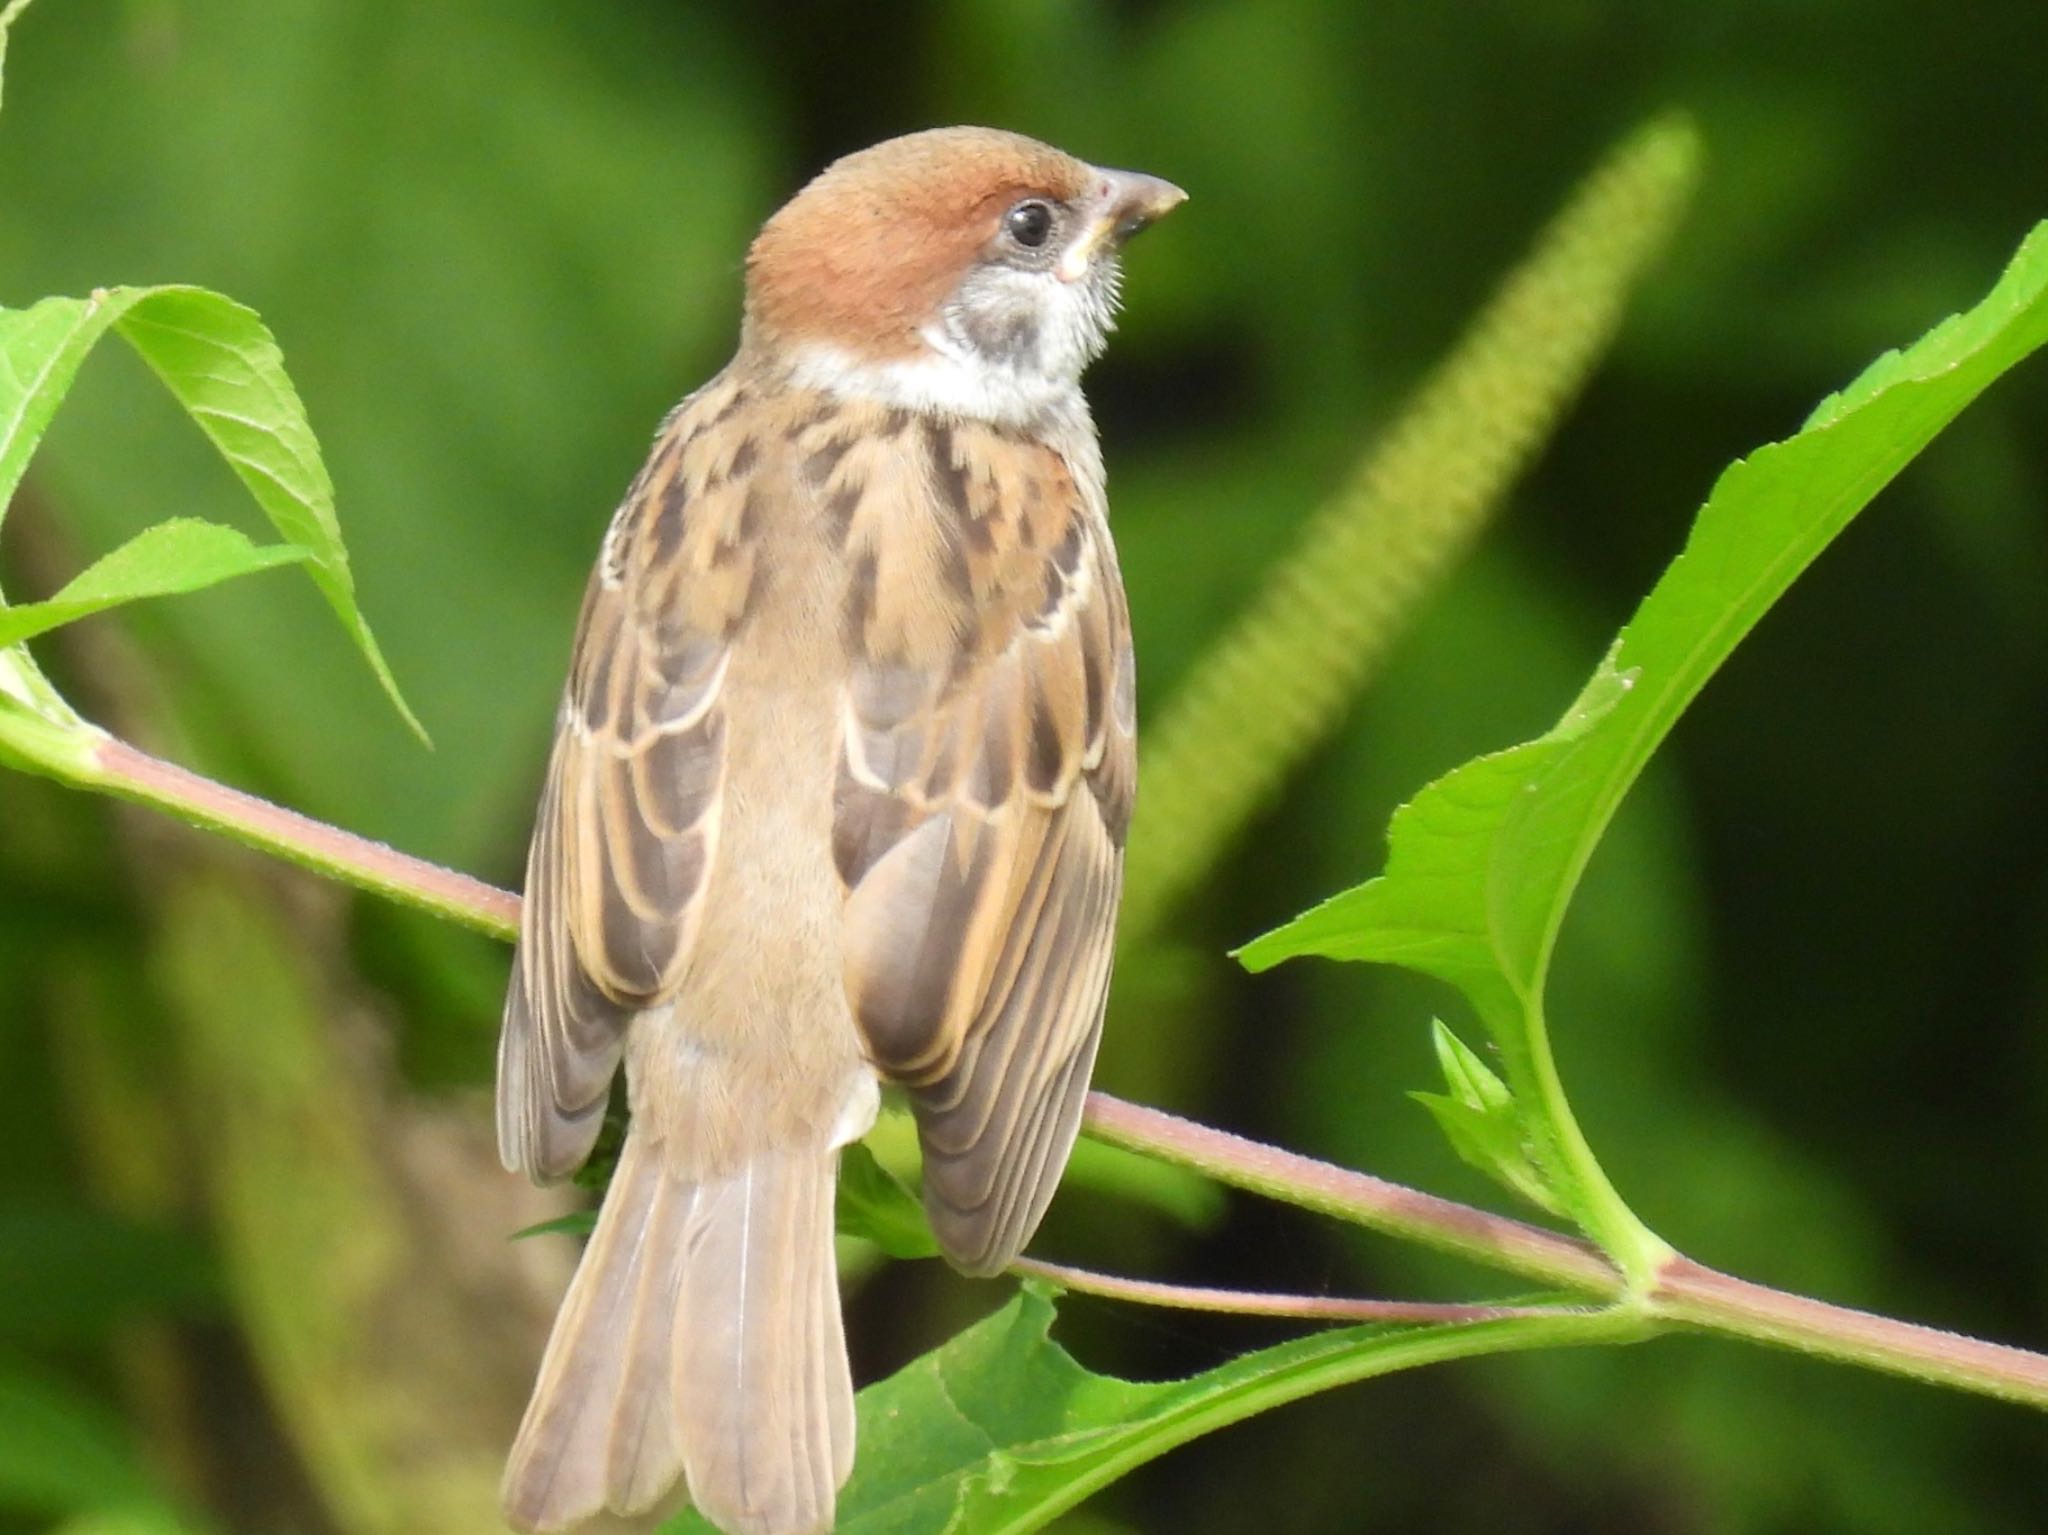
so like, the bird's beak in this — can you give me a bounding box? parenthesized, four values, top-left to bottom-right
(1057, 166, 1188, 283)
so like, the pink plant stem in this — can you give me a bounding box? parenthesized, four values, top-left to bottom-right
(1011, 1257, 1591, 1325)
(73, 729, 2048, 1407)
(1652, 1256, 2048, 1408)
(91, 734, 520, 937)
(1081, 1093, 1620, 1294)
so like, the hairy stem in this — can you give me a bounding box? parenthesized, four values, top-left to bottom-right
(1651, 1257, 2048, 1409)
(88, 733, 519, 939)
(1519, 992, 1674, 1290)
(44, 724, 2048, 1412)
(1012, 1257, 1592, 1325)
(1080, 1093, 1620, 1294)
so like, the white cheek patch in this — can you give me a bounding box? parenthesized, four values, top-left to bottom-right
(947, 260, 1121, 384)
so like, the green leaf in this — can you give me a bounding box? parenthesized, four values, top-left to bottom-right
(1413, 1021, 1562, 1216)
(838, 1143, 942, 1260)
(507, 1211, 597, 1243)
(662, 1285, 1638, 1535)
(1238, 220, 2048, 1268)
(0, 296, 94, 528)
(0, 1364, 158, 1516)
(0, 518, 309, 646)
(1428, 1015, 1512, 1113)
(0, 287, 426, 740)
(1411, 1096, 1562, 1219)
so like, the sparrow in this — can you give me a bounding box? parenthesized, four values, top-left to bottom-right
(495, 126, 1183, 1535)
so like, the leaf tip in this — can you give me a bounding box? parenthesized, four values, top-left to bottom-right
(1228, 931, 1284, 973)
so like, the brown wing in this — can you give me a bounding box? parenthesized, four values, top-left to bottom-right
(498, 378, 762, 1181)
(833, 418, 1135, 1274)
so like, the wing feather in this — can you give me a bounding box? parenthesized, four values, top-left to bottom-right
(498, 378, 757, 1181)
(837, 422, 1133, 1272)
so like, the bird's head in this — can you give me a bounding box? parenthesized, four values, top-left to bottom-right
(743, 126, 1184, 423)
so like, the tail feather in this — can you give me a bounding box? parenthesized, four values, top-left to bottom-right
(601, 1162, 692, 1514)
(503, 1137, 669, 1530)
(674, 1150, 853, 1535)
(502, 1139, 851, 1535)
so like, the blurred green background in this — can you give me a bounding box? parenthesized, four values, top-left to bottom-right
(3, 2, 2046, 1532)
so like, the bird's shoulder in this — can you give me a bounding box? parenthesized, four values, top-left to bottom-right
(603, 370, 1109, 670)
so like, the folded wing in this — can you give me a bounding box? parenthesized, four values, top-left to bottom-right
(499, 387, 760, 1181)
(835, 421, 1135, 1273)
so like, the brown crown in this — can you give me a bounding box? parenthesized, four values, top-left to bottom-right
(744, 127, 1100, 361)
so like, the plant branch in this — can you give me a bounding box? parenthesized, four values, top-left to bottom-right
(1652, 1256, 2048, 1410)
(51, 724, 2048, 1411)
(88, 733, 519, 940)
(1079, 1093, 1620, 1295)
(1012, 1257, 1592, 1325)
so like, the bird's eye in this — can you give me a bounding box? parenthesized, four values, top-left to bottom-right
(1004, 199, 1056, 250)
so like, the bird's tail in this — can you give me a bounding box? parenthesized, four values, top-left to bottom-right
(502, 1134, 853, 1535)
